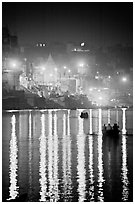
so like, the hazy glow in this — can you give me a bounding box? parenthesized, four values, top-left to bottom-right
(122, 77, 127, 82)
(121, 136, 129, 201)
(99, 96, 102, 100)
(79, 63, 84, 67)
(8, 115, 19, 200)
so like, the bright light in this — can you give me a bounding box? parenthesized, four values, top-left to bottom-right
(95, 76, 99, 79)
(122, 77, 127, 82)
(54, 68, 57, 72)
(41, 66, 46, 71)
(12, 63, 17, 68)
(50, 73, 53, 77)
(79, 63, 84, 67)
(99, 97, 102, 100)
(108, 75, 111, 79)
(89, 88, 93, 91)
(68, 69, 71, 73)
(64, 66, 67, 69)
(7, 59, 21, 71)
(81, 42, 85, 47)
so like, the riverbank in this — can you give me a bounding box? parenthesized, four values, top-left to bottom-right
(2, 90, 133, 110)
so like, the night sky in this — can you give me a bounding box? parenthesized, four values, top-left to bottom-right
(2, 2, 133, 46)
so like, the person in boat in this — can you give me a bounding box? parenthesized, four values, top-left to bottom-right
(102, 124, 106, 131)
(113, 123, 119, 131)
(102, 124, 106, 134)
(106, 124, 112, 131)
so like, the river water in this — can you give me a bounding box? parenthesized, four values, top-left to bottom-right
(2, 108, 133, 202)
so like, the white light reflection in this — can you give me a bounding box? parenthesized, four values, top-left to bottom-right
(89, 135, 94, 201)
(121, 136, 129, 201)
(7, 114, 19, 200)
(62, 113, 72, 201)
(116, 109, 119, 124)
(122, 108, 127, 135)
(97, 110, 104, 201)
(67, 111, 72, 199)
(62, 114, 67, 199)
(39, 114, 47, 202)
(89, 109, 93, 134)
(77, 116, 86, 202)
(48, 110, 53, 201)
(28, 112, 32, 198)
(98, 109, 102, 135)
(52, 112, 59, 201)
(108, 109, 110, 124)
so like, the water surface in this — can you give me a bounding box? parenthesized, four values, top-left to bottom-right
(2, 109, 133, 202)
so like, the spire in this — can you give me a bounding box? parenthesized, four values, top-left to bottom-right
(45, 53, 56, 70)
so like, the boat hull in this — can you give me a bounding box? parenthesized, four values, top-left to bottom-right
(102, 129, 120, 136)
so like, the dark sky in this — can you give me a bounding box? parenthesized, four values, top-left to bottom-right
(2, 2, 133, 46)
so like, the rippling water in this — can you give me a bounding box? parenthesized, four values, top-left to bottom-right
(2, 109, 133, 202)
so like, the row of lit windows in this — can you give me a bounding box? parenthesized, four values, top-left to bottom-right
(36, 43, 46, 47)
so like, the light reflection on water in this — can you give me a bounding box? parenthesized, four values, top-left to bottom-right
(88, 135, 94, 201)
(97, 134, 104, 202)
(121, 135, 129, 201)
(77, 115, 86, 202)
(39, 113, 47, 202)
(2, 109, 133, 202)
(8, 114, 19, 200)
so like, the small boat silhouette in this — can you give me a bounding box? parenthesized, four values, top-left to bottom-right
(80, 111, 89, 119)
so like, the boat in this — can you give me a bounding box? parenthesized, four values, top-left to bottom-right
(102, 129, 120, 136)
(80, 111, 89, 119)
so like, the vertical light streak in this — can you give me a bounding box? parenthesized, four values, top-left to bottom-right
(89, 135, 94, 201)
(122, 108, 127, 135)
(8, 114, 19, 200)
(98, 109, 102, 135)
(53, 112, 59, 201)
(89, 109, 93, 134)
(108, 109, 110, 124)
(97, 134, 104, 202)
(28, 112, 32, 198)
(48, 110, 53, 201)
(62, 113, 67, 199)
(77, 116, 86, 202)
(67, 111, 72, 199)
(116, 109, 119, 124)
(39, 114, 47, 202)
(121, 136, 129, 201)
